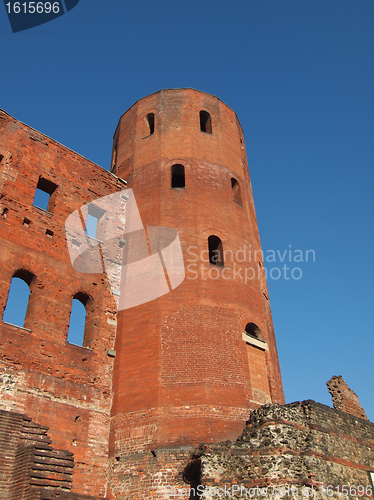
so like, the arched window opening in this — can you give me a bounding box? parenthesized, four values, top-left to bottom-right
(200, 110, 212, 134)
(231, 178, 242, 205)
(33, 176, 57, 212)
(67, 292, 90, 347)
(245, 323, 265, 342)
(3, 270, 35, 328)
(208, 235, 224, 267)
(143, 112, 155, 137)
(171, 164, 185, 188)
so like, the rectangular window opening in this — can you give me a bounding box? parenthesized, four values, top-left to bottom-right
(85, 204, 106, 240)
(33, 177, 57, 212)
(85, 213, 99, 239)
(111, 143, 118, 172)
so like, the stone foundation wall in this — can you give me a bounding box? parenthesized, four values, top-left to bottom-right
(188, 401, 374, 500)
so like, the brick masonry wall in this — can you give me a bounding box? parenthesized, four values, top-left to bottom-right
(0, 408, 105, 500)
(107, 448, 193, 500)
(108, 89, 284, 498)
(0, 109, 126, 497)
(1, 90, 286, 499)
(327, 376, 368, 420)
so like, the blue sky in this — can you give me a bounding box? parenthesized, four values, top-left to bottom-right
(1, 1, 373, 421)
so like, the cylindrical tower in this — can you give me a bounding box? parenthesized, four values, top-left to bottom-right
(108, 89, 284, 497)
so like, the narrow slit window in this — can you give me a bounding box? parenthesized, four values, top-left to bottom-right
(171, 164, 185, 188)
(231, 178, 242, 205)
(67, 293, 90, 347)
(208, 235, 224, 267)
(33, 177, 57, 212)
(3, 270, 35, 328)
(200, 110, 212, 134)
(111, 143, 118, 172)
(143, 112, 155, 137)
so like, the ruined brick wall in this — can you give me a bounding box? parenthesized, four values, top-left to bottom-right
(191, 401, 374, 499)
(327, 376, 368, 420)
(0, 408, 105, 500)
(0, 109, 126, 498)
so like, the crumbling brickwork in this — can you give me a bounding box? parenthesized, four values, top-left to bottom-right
(0, 408, 104, 499)
(189, 401, 374, 499)
(327, 376, 367, 420)
(0, 109, 126, 497)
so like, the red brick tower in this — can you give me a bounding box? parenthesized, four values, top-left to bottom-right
(108, 89, 284, 498)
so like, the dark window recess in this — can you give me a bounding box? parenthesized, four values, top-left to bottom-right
(200, 110, 212, 134)
(67, 292, 90, 347)
(245, 323, 265, 342)
(0, 154, 4, 164)
(171, 164, 185, 188)
(46, 229, 53, 238)
(183, 458, 202, 500)
(231, 178, 242, 205)
(33, 177, 57, 212)
(23, 218, 31, 227)
(2, 208, 8, 218)
(143, 112, 155, 136)
(208, 235, 224, 267)
(3, 270, 35, 328)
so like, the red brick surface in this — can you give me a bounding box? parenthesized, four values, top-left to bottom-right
(109, 90, 284, 497)
(327, 375, 368, 420)
(0, 109, 124, 497)
(0, 89, 285, 499)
